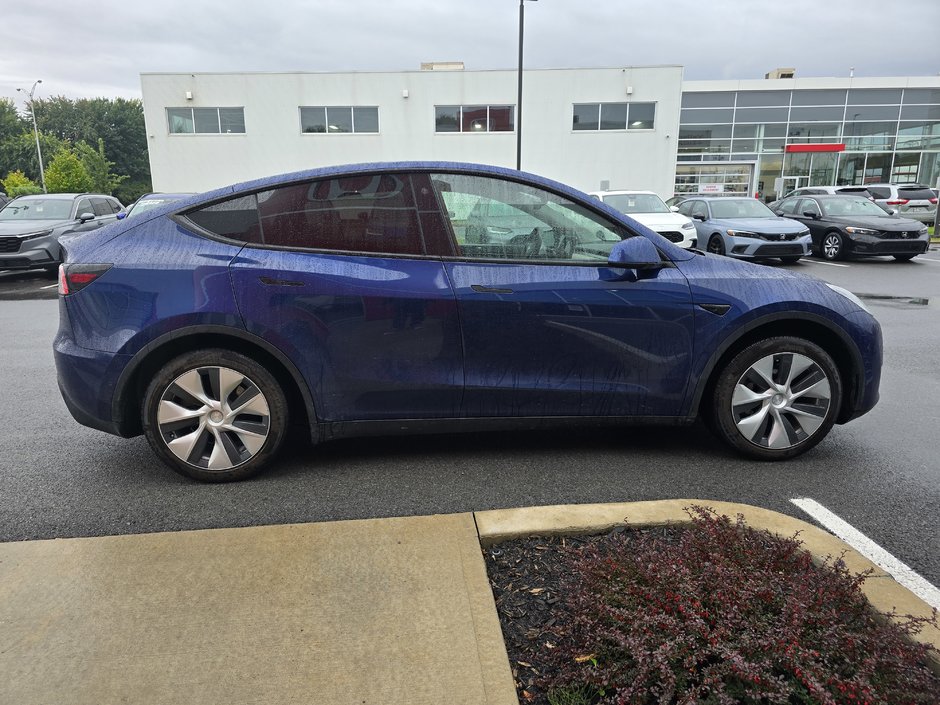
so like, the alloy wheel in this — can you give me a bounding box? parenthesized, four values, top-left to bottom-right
(157, 366, 271, 471)
(730, 352, 831, 450)
(823, 234, 841, 260)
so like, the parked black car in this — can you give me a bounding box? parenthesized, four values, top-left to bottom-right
(0, 192, 124, 271)
(773, 194, 930, 261)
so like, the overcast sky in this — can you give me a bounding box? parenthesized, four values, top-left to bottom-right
(2, 0, 939, 109)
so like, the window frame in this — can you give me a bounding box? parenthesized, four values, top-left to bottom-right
(166, 107, 246, 135)
(573, 102, 657, 132)
(433, 105, 516, 134)
(299, 105, 380, 134)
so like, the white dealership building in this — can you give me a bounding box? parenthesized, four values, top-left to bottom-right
(140, 66, 940, 202)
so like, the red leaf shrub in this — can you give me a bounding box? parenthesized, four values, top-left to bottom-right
(536, 507, 939, 704)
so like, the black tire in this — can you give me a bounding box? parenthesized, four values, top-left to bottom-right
(820, 231, 844, 261)
(779, 256, 802, 264)
(707, 234, 726, 256)
(142, 349, 289, 482)
(710, 337, 842, 461)
(893, 254, 916, 262)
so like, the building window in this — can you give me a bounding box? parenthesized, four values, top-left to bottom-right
(167, 107, 245, 134)
(434, 105, 514, 133)
(573, 102, 656, 131)
(300, 106, 379, 134)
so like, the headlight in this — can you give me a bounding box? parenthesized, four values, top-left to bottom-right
(826, 283, 871, 315)
(681, 221, 695, 230)
(918, 227, 929, 236)
(798, 229, 810, 237)
(726, 229, 757, 237)
(845, 226, 878, 235)
(16, 229, 53, 240)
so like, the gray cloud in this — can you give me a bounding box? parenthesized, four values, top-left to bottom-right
(2, 0, 938, 108)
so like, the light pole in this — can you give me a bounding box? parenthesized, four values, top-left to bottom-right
(16, 80, 46, 193)
(516, 0, 537, 171)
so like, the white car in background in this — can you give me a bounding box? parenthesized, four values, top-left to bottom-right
(589, 190, 697, 249)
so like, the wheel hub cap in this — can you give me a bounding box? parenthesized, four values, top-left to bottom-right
(156, 366, 271, 471)
(731, 352, 831, 450)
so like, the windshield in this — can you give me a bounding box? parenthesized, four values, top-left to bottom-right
(708, 199, 775, 219)
(0, 199, 72, 221)
(821, 197, 895, 218)
(128, 197, 179, 217)
(601, 193, 669, 214)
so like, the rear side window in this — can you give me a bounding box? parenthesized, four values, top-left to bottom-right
(184, 174, 427, 256)
(255, 174, 425, 255)
(866, 187, 891, 199)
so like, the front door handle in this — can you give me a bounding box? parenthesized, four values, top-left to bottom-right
(471, 284, 514, 294)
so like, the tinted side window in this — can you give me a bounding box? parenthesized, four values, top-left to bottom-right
(256, 174, 425, 256)
(186, 194, 261, 241)
(798, 199, 820, 217)
(867, 187, 891, 199)
(91, 198, 111, 217)
(76, 199, 93, 217)
(776, 198, 800, 215)
(431, 173, 630, 262)
(690, 201, 709, 220)
(676, 200, 694, 216)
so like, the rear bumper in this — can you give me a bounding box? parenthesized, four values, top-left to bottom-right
(54, 327, 134, 437)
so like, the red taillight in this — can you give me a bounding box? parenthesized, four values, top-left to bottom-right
(930, 197, 938, 204)
(58, 264, 112, 296)
(886, 199, 909, 205)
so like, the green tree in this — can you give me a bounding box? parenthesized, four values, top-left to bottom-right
(0, 98, 25, 143)
(0, 131, 66, 185)
(2, 170, 42, 196)
(44, 148, 94, 193)
(75, 139, 127, 195)
(33, 96, 149, 202)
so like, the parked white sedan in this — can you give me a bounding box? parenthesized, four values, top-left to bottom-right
(589, 190, 698, 249)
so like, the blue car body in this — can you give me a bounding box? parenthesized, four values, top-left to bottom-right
(53, 162, 881, 478)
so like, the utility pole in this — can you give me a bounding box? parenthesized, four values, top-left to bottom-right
(516, 0, 537, 171)
(16, 80, 46, 193)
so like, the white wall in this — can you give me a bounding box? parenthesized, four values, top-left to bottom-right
(141, 66, 683, 198)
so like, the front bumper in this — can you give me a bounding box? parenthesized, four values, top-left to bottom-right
(844, 233, 930, 257)
(651, 227, 697, 249)
(0, 235, 60, 270)
(726, 233, 812, 259)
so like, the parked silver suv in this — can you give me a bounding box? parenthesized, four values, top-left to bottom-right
(863, 184, 937, 225)
(0, 193, 124, 272)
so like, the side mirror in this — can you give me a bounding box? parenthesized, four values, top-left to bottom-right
(670, 206, 680, 212)
(607, 236, 663, 270)
(77, 212, 95, 223)
(802, 211, 819, 219)
(692, 214, 706, 222)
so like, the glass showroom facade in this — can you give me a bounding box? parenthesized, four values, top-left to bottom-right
(676, 87, 940, 201)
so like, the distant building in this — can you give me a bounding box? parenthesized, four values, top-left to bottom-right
(140, 68, 940, 202)
(140, 66, 683, 197)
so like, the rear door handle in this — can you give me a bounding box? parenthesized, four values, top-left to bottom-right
(470, 284, 514, 294)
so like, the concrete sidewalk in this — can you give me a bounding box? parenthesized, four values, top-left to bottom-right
(2, 501, 938, 704)
(0, 513, 517, 705)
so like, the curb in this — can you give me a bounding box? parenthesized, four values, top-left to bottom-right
(474, 500, 940, 671)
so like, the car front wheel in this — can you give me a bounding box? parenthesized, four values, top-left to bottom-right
(711, 337, 842, 460)
(821, 231, 844, 261)
(143, 349, 288, 482)
(707, 234, 726, 256)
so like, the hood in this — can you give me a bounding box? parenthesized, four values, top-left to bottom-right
(712, 216, 806, 234)
(628, 212, 693, 230)
(828, 215, 924, 231)
(0, 219, 71, 236)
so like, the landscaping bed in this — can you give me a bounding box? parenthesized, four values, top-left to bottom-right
(484, 508, 940, 705)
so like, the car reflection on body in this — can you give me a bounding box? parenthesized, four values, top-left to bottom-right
(589, 190, 697, 249)
(772, 194, 930, 261)
(54, 162, 881, 481)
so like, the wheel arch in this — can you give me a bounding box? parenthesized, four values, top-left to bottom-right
(691, 312, 864, 425)
(112, 326, 317, 440)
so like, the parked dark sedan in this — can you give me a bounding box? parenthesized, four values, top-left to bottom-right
(54, 162, 882, 481)
(773, 195, 930, 261)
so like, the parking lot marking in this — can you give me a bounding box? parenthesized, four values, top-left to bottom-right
(804, 260, 850, 268)
(791, 497, 940, 610)
(39, 283, 59, 290)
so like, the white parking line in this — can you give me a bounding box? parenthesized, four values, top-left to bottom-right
(791, 497, 940, 610)
(39, 283, 59, 290)
(803, 260, 850, 268)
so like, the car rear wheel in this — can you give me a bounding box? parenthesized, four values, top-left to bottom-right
(143, 349, 288, 482)
(711, 337, 841, 460)
(821, 231, 844, 261)
(707, 234, 726, 256)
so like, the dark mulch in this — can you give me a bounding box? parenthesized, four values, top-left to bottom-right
(484, 527, 676, 703)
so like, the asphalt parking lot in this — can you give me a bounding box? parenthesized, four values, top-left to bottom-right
(1, 249, 939, 588)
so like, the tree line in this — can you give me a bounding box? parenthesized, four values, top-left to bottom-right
(0, 96, 151, 205)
